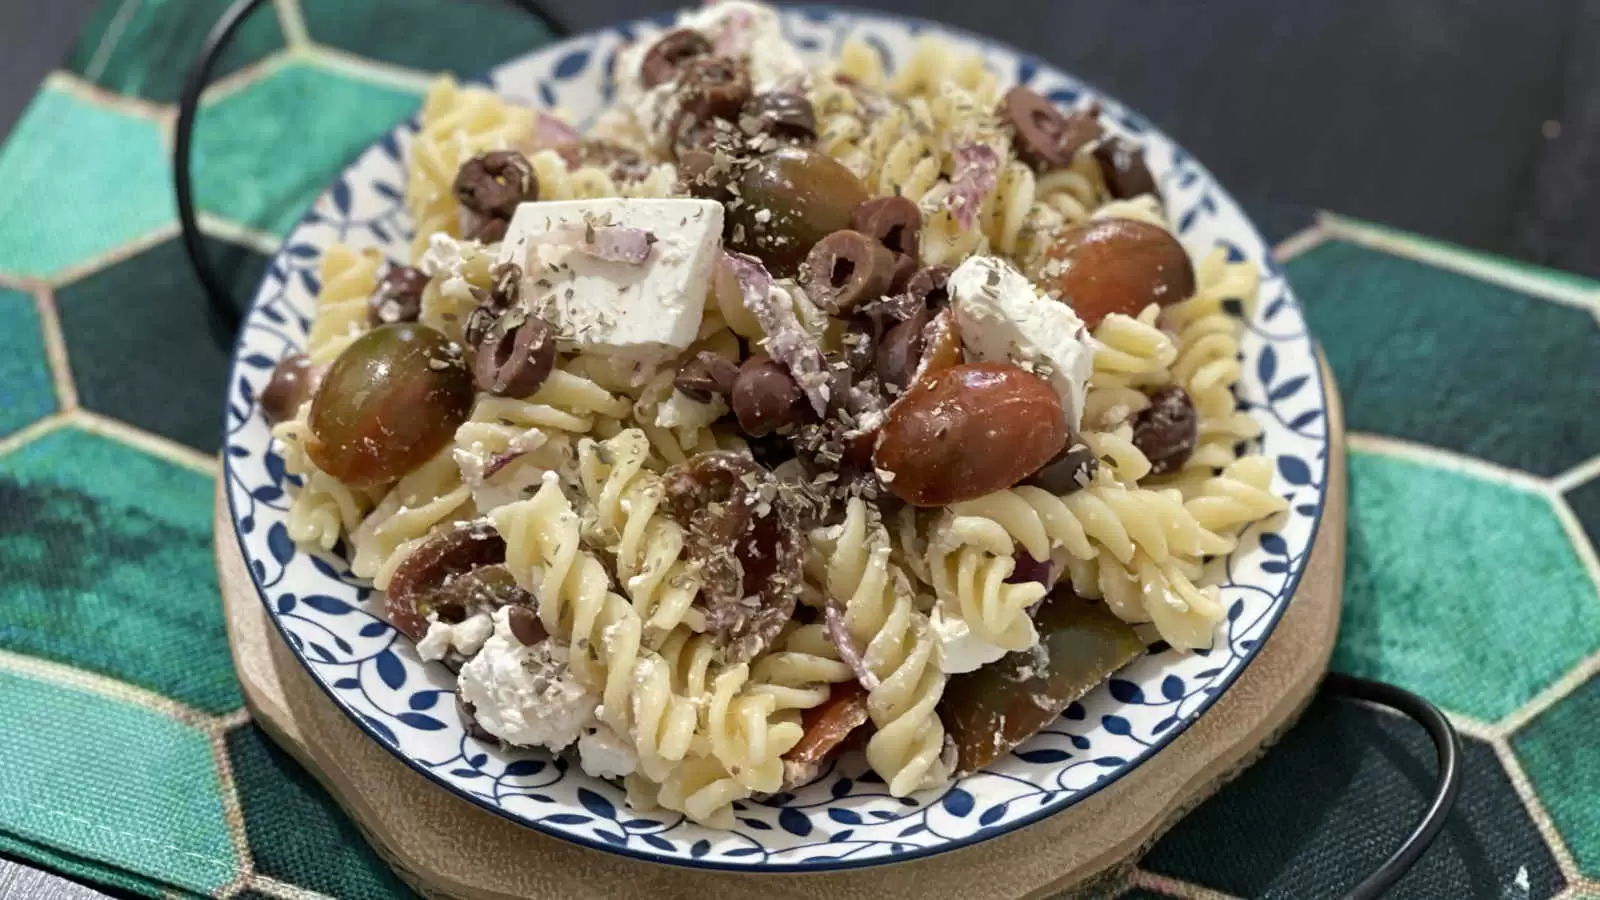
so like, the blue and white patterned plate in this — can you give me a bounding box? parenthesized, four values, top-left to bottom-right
(222, 6, 1329, 872)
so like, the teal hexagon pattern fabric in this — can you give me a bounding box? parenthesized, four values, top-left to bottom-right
(0, 1, 1596, 899)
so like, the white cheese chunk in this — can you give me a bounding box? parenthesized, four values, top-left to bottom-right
(578, 723, 639, 779)
(930, 601, 1011, 675)
(457, 607, 597, 752)
(415, 611, 494, 662)
(683, 1, 811, 95)
(655, 389, 727, 431)
(612, 1, 810, 152)
(499, 199, 723, 363)
(949, 255, 1095, 432)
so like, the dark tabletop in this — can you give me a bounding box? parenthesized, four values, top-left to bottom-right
(4, 0, 1597, 279)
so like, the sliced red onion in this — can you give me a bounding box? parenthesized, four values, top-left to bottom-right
(1006, 550, 1052, 587)
(946, 142, 1000, 230)
(825, 597, 880, 691)
(722, 251, 834, 417)
(535, 222, 658, 264)
(531, 111, 583, 151)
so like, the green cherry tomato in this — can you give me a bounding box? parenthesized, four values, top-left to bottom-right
(306, 323, 474, 488)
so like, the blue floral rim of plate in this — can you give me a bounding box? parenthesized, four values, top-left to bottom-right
(220, 5, 1330, 872)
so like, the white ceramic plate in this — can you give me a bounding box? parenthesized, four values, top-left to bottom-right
(221, 6, 1330, 871)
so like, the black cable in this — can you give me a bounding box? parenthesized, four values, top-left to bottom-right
(1323, 673, 1464, 900)
(177, 6, 1464, 898)
(174, 0, 570, 328)
(174, 0, 273, 329)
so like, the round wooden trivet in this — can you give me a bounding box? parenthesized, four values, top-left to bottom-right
(217, 360, 1346, 900)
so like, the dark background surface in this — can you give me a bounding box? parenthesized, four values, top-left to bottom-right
(2, 0, 1597, 277)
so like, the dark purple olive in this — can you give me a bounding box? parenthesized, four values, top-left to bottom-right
(803, 229, 895, 315)
(851, 195, 921, 261)
(385, 521, 507, 640)
(1132, 385, 1198, 475)
(430, 564, 529, 623)
(1093, 137, 1159, 200)
(726, 146, 870, 276)
(674, 56, 751, 133)
(640, 29, 713, 88)
(940, 589, 1143, 774)
(673, 350, 740, 402)
(1002, 86, 1102, 172)
(905, 264, 954, 312)
(368, 265, 428, 326)
(306, 323, 474, 488)
(506, 604, 547, 646)
(732, 355, 805, 436)
(261, 353, 319, 424)
(474, 313, 556, 397)
(453, 151, 537, 221)
(1027, 442, 1100, 494)
(741, 91, 817, 143)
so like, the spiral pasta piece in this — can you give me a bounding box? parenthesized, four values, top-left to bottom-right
(491, 474, 642, 739)
(625, 753, 747, 829)
(824, 499, 951, 796)
(1183, 456, 1288, 543)
(702, 662, 804, 793)
(748, 622, 855, 714)
(1062, 548, 1224, 651)
(352, 450, 473, 588)
(577, 428, 704, 638)
(305, 244, 380, 366)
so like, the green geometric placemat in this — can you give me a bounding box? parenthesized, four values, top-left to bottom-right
(1, 1, 1598, 898)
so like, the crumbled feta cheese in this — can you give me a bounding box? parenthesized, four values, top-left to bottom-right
(656, 388, 727, 431)
(930, 602, 1012, 674)
(683, 1, 811, 95)
(457, 607, 598, 751)
(419, 233, 478, 304)
(578, 723, 639, 779)
(416, 611, 495, 662)
(949, 255, 1095, 432)
(499, 199, 723, 363)
(612, 1, 810, 153)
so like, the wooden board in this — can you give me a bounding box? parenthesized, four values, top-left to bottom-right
(217, 359, 1346, 900)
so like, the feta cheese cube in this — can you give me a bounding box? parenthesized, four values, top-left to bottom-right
(499, 198, 724, 362)
(930, 601, 1012, 674)
(949, 255, 1095, 432)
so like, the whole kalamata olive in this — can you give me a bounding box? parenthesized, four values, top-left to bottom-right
(306, 324, 474, 488)
(1038, 219, 1195, 328)
(261, 352, 319, 424)
(732, 355, 805, 436)
(1131, 385, 1198, 475)
(874, 362, 1066, 506)
(726, 146, 870, 276)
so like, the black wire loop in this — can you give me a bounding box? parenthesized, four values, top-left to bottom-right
(1324, 672, 1464, 900)
(173, 0, 568, 328)
(175, 5, 1462, 898)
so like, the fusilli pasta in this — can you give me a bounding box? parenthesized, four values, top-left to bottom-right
(822, 499, 951, 796)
